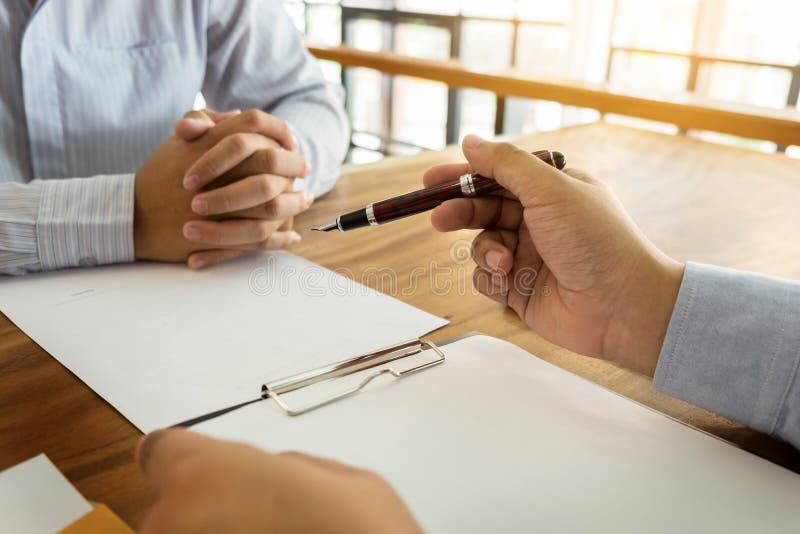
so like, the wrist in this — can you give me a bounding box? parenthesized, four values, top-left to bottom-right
(133, 171, 155, 261)
(604, 250, 685, 376)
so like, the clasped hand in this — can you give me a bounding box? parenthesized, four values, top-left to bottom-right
(134, 108, 313, 269)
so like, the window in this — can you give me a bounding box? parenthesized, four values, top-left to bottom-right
(284, 1, 800, 160)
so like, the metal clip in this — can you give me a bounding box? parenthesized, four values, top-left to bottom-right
(262, 339, 445, 417)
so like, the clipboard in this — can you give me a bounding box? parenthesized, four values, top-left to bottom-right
(194, 333, 800, 533)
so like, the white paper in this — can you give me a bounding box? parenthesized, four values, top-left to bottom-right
(0, 454, 92, 534)
(0, 252, 447, 432)
(196, 335, 800, 533)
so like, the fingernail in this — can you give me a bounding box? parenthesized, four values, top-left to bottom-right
(291, 135, 300, 150)
(136, 432, 157, 469)
(190, 257, 205, 270)
(184, 175, 200, 190)
(463, 134, 484, 150)
(302, 192, 314, 207)
(192, 198, 208, 215)
(136, 430, 166, 471)
(485, 250, 503, 271)
(289, 231, 302, 245)
(134, 435, 146, 466)
(184, 225, 202, 241)
(304, 163, 311, 177)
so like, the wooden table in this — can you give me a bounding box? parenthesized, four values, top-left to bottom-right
(2, 122, 799, 527)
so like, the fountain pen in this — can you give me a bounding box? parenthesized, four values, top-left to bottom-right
(310, 149, 566, 233)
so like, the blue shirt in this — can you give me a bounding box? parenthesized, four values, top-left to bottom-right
(0, 0, 349, 274)
(656, 263, 800, 450)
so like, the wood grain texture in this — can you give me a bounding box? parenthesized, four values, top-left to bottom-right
(1, 123, 799, 528)
(309, 45, 800, 147)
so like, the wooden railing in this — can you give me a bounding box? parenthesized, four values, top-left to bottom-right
(309, 45, 800, 147)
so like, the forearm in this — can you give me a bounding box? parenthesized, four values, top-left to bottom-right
(0, 175, 135, 275)
(654, 262, 800, 448)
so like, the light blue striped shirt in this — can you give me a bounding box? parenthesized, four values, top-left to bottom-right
(0, 0, 349, 275)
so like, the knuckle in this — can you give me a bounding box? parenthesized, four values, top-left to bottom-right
(256, 222, 273, 241)
(259, 147, 278, 172)
(202, 226, 220, 245)
(228, 133, 250, 155)
(256, 176, 276, 200)
(242, 109, 263, 130)
(496, 142, 522, 159)
(218, 192, 233, 213)
(197, 158, 220, 180)
(262, 197, 282, 219)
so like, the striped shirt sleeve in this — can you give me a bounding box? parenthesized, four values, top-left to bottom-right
(0, 174, 135, 275)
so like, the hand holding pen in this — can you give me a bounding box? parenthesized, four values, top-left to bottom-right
(311, 149, 566, 233)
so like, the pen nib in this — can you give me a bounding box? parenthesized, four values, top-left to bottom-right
(309, 221, 338, 232)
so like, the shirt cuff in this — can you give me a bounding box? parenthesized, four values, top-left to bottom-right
(36, 174, 135, 270)
(654, 262, 800, 441)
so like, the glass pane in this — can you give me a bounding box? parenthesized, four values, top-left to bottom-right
(458, 89, 496, 140)
(346, 18, 386, 51)
(391, 77, 448, 149)
(612, 0, 699, 53)
(460, 20, 513, 68)
(305, 5, 342, 46)
(697, 0, 800, 65)
(461, 0, 516, 19)
(345, 0, 394, 9)
(608, 52, 690, 95)
(394, 22, 451, 60)
(515, 101, 565, 133)
(515, 24, 570, 76)
(347, 68, 388, 136)
(517, 0, 573, 23)
(394, 0, 459, 14)
(695, 63, 792, 109)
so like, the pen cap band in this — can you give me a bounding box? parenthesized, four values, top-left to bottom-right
(459, 174, 477, 197)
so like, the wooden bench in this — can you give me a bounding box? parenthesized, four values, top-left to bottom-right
(310, 45, 800, 147)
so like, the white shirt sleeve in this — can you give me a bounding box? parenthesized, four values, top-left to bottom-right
(0, 174, 135, 275)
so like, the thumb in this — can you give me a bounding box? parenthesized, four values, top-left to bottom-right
(461, 135, 565, 206)
(136, 428, 223, 490)
(202, 108, 242, 123)
(174, 109, 241, 141)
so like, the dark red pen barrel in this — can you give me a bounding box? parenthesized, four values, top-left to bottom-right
(372, 180, 464, 223)
(339, 149, 565, 230)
